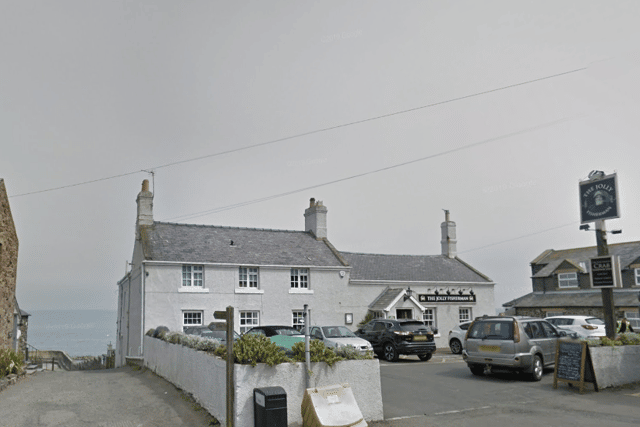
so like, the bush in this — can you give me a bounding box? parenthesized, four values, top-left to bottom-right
(233, 334, 292, 367)
(586, 333, 640, 347)
(0, 349, 24, 377)
(334, 346, 374, 361)
(290, 340, 343, 367)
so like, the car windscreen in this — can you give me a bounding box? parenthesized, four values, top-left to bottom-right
(398, 321, 429, 332)
(274, 328, 303, 336)
(322, 326, 356, 338)
(468, 321, 513, 340)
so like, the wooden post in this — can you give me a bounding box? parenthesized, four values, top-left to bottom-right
(226, 306, 235, 427)
(596, 220, 617, 339)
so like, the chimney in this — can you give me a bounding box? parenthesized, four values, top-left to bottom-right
(440, 209, 457, 258)
(304, 198, 328, 239)
(136, 179, 153, 239)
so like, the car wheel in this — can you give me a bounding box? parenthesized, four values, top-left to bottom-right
(418, 353, 432, 361)
(449, 338, 462, 354)
(529, 355, 543, 381)
(383, 342, 399, 362)
(469, 365, 484, 376)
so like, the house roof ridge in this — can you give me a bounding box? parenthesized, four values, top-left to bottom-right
(154, 221, 309, 235)
(340, 251, 444, 258)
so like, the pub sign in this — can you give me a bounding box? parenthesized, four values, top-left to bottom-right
(579, 173, 620, 224)
(419, 294, 476, 303)
(589, 255, 620, 289)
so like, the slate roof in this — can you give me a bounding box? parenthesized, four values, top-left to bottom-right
(503, 290, 640, 308)
(531, 241, 640, 278)
(141, 222, 345, 267)
(341, 252, 492, 283)
(368, 287, 405, 311)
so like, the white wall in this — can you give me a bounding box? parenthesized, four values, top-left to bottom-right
(144, 336, 383, 427)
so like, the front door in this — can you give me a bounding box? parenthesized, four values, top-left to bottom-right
(397, 309, 412, 319)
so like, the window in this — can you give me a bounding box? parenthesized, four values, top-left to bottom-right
(239, 267, 259, 288)
(558, 272, 578, 288)
(183, 311, 203, 326)
(635, 268, 640, 286)
(459, 308, 472, 323)
(182, 265, 203, 287)
(240, 311, 259, 334)
(290, 268, 309, 288)
(423, 308, 436, 329)
(292, 310, 305, 330)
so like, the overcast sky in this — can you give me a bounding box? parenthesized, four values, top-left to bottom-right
(3, 1, 640, 312)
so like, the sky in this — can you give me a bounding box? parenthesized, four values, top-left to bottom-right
(3, 1, 640, 311)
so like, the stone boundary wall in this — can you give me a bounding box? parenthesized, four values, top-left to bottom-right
(590, 345, 640, 389)
(143, 336, 384, 427)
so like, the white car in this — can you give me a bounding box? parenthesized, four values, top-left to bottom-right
(544, 315, 606, 338)
(310, 326, 373, 354)
(448, 321, 472, 354)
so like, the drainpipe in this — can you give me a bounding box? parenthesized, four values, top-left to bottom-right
(304, 304, 310, 390)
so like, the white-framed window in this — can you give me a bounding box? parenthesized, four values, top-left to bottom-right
(423, 308, 436, 329)
(635, 268, 640, 286)
(239, 267, 259, 288)
(240, 311, 259, 334)
(182, 265, 203, 287)
(292, 310, 305, 330)
(459, 308, 472, 323)
(183, 310, 203, 326)
(291, 268, 309, 289)
(558, 272, 578, 288)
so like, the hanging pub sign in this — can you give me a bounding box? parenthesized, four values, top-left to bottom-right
(419, 294, 476, 303)
(579, 173, 620, 223)
(589, 255, 620, 289)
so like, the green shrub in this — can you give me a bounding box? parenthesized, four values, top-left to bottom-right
(232, 334, 292, 367)
(0, 349, 24, 377)
(358, 312, 374, 328)
(334, 346, 374, 360)
(290, 340, 343, 367)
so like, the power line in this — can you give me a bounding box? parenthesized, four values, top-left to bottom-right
(10, 66, 586, 199)
(163, 114, 582, 222)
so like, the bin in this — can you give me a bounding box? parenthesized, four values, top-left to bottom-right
(254, 386, 287, 427)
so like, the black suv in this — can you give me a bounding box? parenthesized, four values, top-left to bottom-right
(356, 319, 436, 362)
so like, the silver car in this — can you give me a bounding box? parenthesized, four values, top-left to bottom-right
(310, 326, 373, 354)
(463, 316, 567, 381)
(448, 321, 472, 354)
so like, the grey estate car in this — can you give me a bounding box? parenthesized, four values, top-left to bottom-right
(463, 315, 567, 381)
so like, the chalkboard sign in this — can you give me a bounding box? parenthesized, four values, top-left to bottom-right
(553, 339, 598, 393)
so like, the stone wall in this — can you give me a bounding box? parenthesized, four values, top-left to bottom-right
(0, 179, 19, 351)
(144, 336, 384, 427)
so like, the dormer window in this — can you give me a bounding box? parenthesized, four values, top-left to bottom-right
(635, 268, 640, 286)
(558, 272, 578, 288)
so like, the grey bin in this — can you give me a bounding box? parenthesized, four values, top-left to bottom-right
(254, 386, 287, 427)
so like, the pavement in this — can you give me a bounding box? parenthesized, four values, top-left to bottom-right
(0, 367, 218, 427)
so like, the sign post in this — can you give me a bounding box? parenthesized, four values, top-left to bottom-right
(214, 307, 235, 427)
(579, 172, 620, 339)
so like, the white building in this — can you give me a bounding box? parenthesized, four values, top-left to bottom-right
(116, 181, 495, 366)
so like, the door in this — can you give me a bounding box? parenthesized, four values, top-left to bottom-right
(396, 309, 412, 319)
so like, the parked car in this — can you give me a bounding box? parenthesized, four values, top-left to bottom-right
(544, 315, 606, 338)
(309, 326, 373, 354)
(356, 319, 436, 362)
(448, 321, 472, 354)
(463, 315, 568, 381)
(183, 326, 240, 344)
(243, 325, 304, 337)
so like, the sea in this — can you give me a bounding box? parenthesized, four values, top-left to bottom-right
(26, 309, 117, 357)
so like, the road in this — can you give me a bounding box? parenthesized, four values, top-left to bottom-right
(374, 354, 640, 427)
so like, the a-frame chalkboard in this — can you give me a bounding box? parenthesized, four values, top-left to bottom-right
(553, 339, 598, 393)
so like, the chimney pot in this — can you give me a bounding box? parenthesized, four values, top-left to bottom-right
(142, 179, 149, 192)
(310, 198, 315, 207)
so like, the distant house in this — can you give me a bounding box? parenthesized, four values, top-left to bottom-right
(503, 241, 640, 321)
(0, 178, 28, 355)
(116, 181, 495, 366)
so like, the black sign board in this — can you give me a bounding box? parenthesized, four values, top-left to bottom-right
(418, 294, 476, 303)
(590, 255, 618, 288)
(579, 173, 620, 223)
(553, 340, 598, 393)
